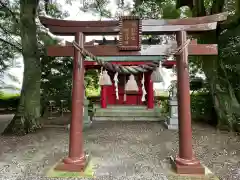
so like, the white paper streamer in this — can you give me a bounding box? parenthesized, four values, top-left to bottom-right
(124, 75, 126, 102)
(141, 73, 147, 101)
(124, 93, 126, 102)
(159, 62, 166, 87)
(114, 72, 119, 100)
(98, 67, 103, 85)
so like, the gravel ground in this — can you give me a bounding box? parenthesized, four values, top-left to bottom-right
(0, 121, 240, 180)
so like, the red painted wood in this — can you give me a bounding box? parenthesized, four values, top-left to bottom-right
(106, 73, 144, 105)
(39, 13, 227, 36)
(56, 32, 86, 172)
(47, 44, 218, 57)
(101, 86, 107, 108)
(84, 60, 176, 69)
(145, 72, 154, 109)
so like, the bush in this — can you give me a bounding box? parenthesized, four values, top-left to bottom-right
(191, 92, 217, 125)
(154, 92, 217, 126)
(0, 98, 19, 110)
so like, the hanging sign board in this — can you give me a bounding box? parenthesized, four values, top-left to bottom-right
(118, 16, 142, 51)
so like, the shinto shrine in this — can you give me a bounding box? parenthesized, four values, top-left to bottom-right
(39, 12, 227, 175)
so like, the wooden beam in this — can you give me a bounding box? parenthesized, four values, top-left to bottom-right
(85, 56, 164, 61)
(39, 13, 227, 36)
(142, 22, 218, 33)
(47, 44, 218, 57)
(46, 25, 118, 36)
(87, 39, 198, 45)
(142, 12, 227, 25)
(84, 60, 176, 67)
(84, 61, 147, 66)
(44, 23, 218, 36)
(40, 13, 227, 27)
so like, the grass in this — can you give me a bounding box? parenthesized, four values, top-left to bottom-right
(0, 91, 20, 100)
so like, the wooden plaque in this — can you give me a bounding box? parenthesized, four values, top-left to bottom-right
(118, 16, 142, 51)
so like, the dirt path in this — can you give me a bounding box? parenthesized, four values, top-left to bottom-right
(0, 121, 239, 180)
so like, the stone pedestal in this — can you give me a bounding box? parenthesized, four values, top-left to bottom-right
(83, 96, 92, 129)
(165, 100, 178, 130)
(67, 94, 91, 131)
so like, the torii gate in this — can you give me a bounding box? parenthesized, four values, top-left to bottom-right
(39, 13, 227, 175)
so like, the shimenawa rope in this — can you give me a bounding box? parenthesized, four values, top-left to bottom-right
(72, 39, 191, 74)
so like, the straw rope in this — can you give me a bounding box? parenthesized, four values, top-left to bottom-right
(72, 39, 190, 74)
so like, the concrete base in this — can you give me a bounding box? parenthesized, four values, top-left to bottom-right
(164, 116, 178, 130)
(164, 122, 178, 130)
(162, 157, 219, 179)
(67, 116, 92, 131)
(172, 161, 205, 175)
(55, 154, 90, 173)
(47, 156, 94, 178)
(93, 105, 164, 121)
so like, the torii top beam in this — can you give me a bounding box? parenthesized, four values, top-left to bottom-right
(39, 13, 228, 36)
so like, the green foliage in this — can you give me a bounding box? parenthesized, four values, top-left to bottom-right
(44, 3, 69, 18)
(85, 69, 100, 97)
(191, 92, 217, 125)
(190, 78, 204, 91)
(159, 99, 169, 115)
(79, 0, 112, 18)
(0, 0, 21, 71)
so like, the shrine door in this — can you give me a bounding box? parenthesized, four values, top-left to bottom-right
(106, 71, 144, 105)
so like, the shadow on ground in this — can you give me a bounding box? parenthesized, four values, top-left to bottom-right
(0, 121, 240, 180)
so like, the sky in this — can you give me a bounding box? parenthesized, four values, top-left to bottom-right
(3, 0, 175, 92)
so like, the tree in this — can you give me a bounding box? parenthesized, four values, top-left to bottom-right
(2, 0, 71, 135)
(3, 0, 41, 135)
(174, 0, 240, 130)
(0, 0, 21, 71)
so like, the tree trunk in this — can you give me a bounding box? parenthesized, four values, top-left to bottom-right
(197, 27, 240, 131)
(2, 0, 41, 135)
(201, 55, 240, 130)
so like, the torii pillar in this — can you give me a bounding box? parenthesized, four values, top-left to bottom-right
(172, 31, 205, 174)
(55, 32, 88, 172)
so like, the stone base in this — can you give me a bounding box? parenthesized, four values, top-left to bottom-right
(55, 154, 90, 172)
(164, 116, 178, 130)
(164, 122, 178, 130)
(170, 157, 205, 175)
(47, 157, 94, 178)
(67, 116, 92, 131)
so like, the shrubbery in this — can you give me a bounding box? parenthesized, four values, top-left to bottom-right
(0, 88, 218, 128)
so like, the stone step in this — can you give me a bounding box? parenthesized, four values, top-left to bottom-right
(94, 111, 157, 117)
(94, 108, 155, 112)
(92, 116, 164, 121)
(93, 104, 148, 110)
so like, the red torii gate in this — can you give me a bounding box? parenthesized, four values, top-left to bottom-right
(39, 13, 227, 175)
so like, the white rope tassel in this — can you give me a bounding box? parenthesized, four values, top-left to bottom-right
(141, 73, 146, 102)
(124, 75, 126, 102)
(98, 67, 103, 85)
(159, 63, 166, 88)
(114, 72, 119, 100)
